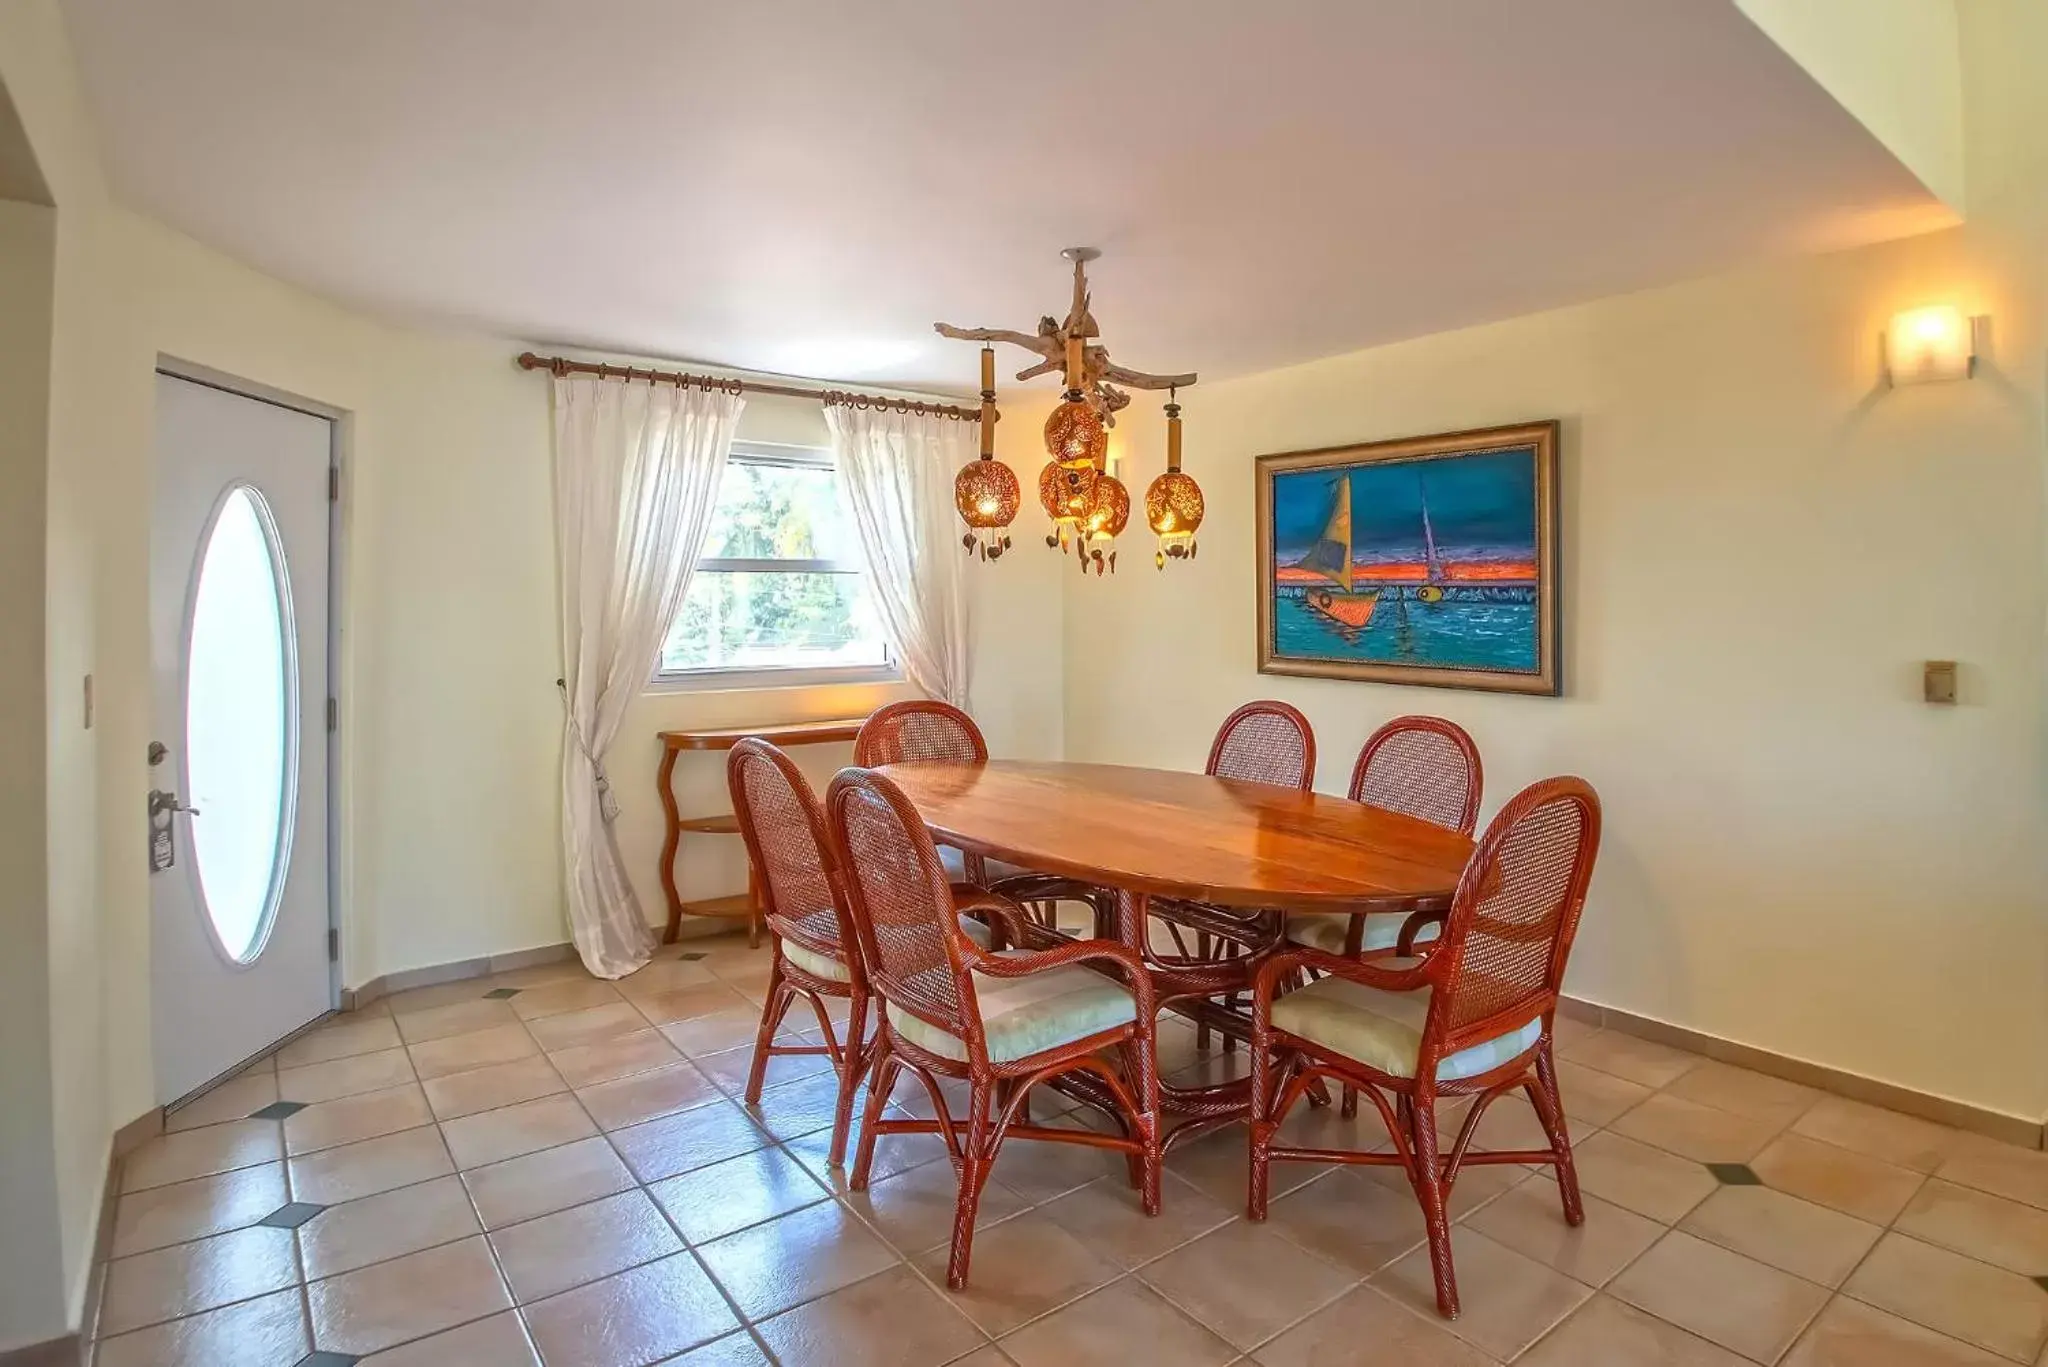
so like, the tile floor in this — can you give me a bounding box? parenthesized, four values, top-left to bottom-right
(94, 933, 2048, 1366)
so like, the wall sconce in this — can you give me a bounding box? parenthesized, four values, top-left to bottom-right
(1885, 305, 1976, 386)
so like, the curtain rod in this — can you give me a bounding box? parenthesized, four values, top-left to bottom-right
(516, 351, 981, 422)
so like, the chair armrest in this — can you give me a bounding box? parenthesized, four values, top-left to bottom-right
(1395, 907, 1447, 957)
(961, 937, 1158, 1021)
(1251, 942, 1441, 1017)
(951, 886, 1032, 950)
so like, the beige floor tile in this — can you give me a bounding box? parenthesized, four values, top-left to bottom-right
(284, 1082, 434, 1155)
(660, 1008, 767, 1057)
(1561, 1031, 1703, 1089)
(1252, 1283, 1495, 1366)
(754, 1264, 988, 1367)
(1466, 1177, 1662, 1287)
(615, 959, 719, 999)
(527, 1000, 649, 1052)
(1846, 1232, 2048, 1362)
(1568, 1131, 1717, 1223)
(1753, 1133, 1928, 1225)
(394, 997, 520, 1045)
(576, 1060, 723, 1131)
(695, 1198, 901, 1319)
(610, 1099, 773, 1184)
(1360, 1156, 1534, 1223)
(463, 1134, 636, 1230)
(308, 1234, 511, 1355)
(984, 1116, 1132, 1205)
(407, 1022, 539, 1081)
(1662, 1061, 1822, 1128)
(1897, 1180, 2048, 1279)
(1038, 1171, 1235, 1270)
(490, 1188, 685, 1303)
(488, 958, 597, 991)
(420, 1054, 567, 1122)
(551, 1027, 686, 1087)
(288, 1125, 453, 1205)
(1611, 1230, 1829, 1363)
(697, 1040, 836, 1095)
(121, 1118, 283, 1192)
(275, 1013, 404, 1069)
(1165, 1122, 1326, 1211)
(1518, 1292, 1749, 1366)
(111, 1162, 288, 1257)
(1940, 1136, 2048, 1215)
(1460, 1093, 1565, 1154)
(164, 1072, 279, 1133)
(837, 1155, 1031, 1256)
(93, 1286, 309, 1367)
(657, 1328, 775, 1366)
(510, 977, 628, 1020)
(360, 1310, 541, 1365)
(745, 1067, 870, 1144)
(297, 1172, 481, 1280)
(1142, 1218, 1359, 1351)
(1003, 1276, 1237, 1367)
(1260, 1168, 1427, 1277)
(383, 978, 505, 1016)
(440, 1092, 597, 1170)
(916, 1210, 1126, 1336)
(1608, 1092, 1784, 1164)
(1680, 1183, 1882, 1287)
(1372, 1226, 1591, 1359)
(1794, 1097, 1962, 1175)
(279, 1047, 418, 1103)
(520, 1252, 740, 1367)
(786, 1121, 954, 1194)
(1784, 1294, 2011, 1367)
(1554, 1061, 1653, 1130)
(648, 1144, 830, 1244)
(633, 981, 759, 1027)
(98, 1224, 300, 1334)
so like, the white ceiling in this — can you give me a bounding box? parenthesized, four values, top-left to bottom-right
(60, 0, 1951, 393)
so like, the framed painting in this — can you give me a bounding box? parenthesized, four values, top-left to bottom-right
(1255, 420, 1561, 695)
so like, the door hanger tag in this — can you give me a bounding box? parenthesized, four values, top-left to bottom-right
(150, 807, 175, 873)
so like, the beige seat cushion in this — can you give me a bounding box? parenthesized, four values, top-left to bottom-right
(1285, 911, 1439, 957)
(888, 950, 1136, 1063)
(780, 914, 991, 985)
(1270, 977, 1541, 1082)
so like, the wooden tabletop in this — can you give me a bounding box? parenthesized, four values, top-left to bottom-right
(658, 718, 867, 751)
(879, 759, 1473, 913)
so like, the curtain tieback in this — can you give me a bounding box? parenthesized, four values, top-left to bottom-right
(557, 678, 621, 823)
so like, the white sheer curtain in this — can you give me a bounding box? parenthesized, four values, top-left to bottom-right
(553, 374, 744, 978)
(826, 405, 974, 707)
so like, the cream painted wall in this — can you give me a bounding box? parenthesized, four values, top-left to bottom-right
(1065, 226, 2046, 1120)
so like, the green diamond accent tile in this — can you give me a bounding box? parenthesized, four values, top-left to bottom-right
(2035, 1275, 2048, 1295)
(678, 951, 709, 962)
(248, 1100, 308, 1121)
(258, 1201, 326, 1229)
(481, 987, 521, 999)
(1707, 1163, 1762, 1186)
(297, 1355, 360, 1366)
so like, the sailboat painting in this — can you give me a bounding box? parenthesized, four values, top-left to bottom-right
(1256, 421, 1561, 695)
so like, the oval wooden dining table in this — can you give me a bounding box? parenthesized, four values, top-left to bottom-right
(877, 759, 1476, 1144)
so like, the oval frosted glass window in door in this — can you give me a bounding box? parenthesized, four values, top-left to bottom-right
(184, 484, 298, 964)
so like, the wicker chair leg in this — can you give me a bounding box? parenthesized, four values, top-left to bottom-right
(1246, 1037, 1277, 1221)
(1408, 1090, 1461, 1320)
(946, 1079, 997, 1290)
(1340, 1084, 1358, 1119)
(1530, 1042, 1584, 1226)
(827, 991, 871, 1168)
(849, 1042, 898, 1192)
(743, 958, 796, 1106)
(1194, 931, 1214, 1051)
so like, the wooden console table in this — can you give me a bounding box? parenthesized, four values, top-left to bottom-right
(655, 718, 868, 945)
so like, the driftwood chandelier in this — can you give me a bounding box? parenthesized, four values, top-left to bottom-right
(938, 248, 1200, 574)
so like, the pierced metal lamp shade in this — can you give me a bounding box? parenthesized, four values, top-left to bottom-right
(953, 457, 1020, 560)
(1079, 473, 1130, 576)
(1038, 460, 1098, 551)
(1042, 396, 1108, 470)
(1144, 469, 1205, 568)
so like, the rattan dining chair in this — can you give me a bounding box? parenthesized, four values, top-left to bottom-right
(854, 700, 992, 885)
(827, 766, 1163, 1289)
(1246, 775, 1603, 1319)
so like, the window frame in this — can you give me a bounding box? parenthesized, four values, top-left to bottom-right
(647, 440, 900, 692)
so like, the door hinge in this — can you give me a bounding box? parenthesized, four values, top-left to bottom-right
(328, 466, 340, 502)
(326, 697, 338, 733)
(327, 927, 340, 962)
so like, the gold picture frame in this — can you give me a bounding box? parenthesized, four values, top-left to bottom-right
(1255, 420, 1561, 695)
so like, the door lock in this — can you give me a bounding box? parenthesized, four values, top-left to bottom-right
(147, 740, 168, 767)
(149, 789, 199, 818)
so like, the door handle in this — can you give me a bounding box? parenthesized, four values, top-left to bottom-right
(149, 789, 199, 818)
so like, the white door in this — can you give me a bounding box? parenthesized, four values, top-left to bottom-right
(150, 373, 333, 1104)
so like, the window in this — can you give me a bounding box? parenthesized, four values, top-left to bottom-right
(655, 443, 895, 685)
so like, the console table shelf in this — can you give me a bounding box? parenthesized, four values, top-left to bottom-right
(655, 717, 868, 945)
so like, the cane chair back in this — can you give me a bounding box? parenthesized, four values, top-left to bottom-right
(1422, 777, 1601, 1068)
(1349, 716, 1483, 835)
(827, 767, 983, 1049)
(1206, 700, 1316, 791)
(727, 739, 851, 966)
(854, 701, 989, 768)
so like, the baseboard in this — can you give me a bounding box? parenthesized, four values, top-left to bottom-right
(0, 1336, 77, 1367)
(1564, 994, 2043, 1151)
(22, 1106, 165, 1367)
(344, 939, 579, 1011)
